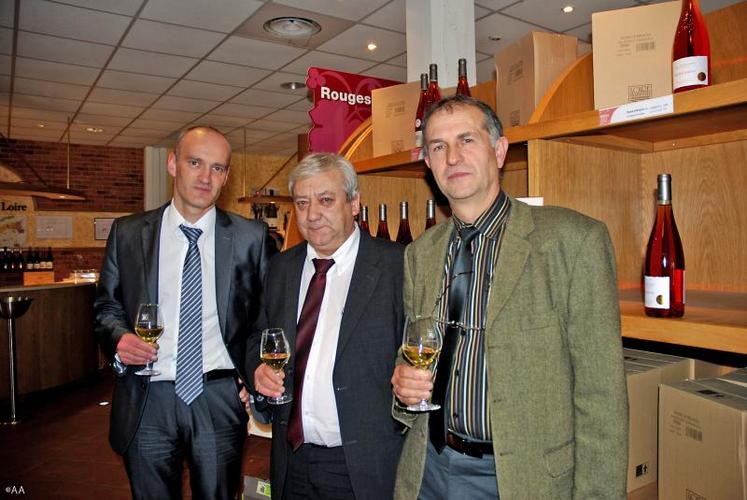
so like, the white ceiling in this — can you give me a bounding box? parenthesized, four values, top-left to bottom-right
(0, 0, 740, 155)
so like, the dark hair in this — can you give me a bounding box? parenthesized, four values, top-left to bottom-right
(421, 95, 504, 156)
(174, 125, 231, 158)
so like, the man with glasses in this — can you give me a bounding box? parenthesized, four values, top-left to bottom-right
(391, 95, 628, 499)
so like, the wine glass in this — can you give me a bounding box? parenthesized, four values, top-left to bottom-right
(134, 303, 164, 376)
(260, 328, 292, 405)
(401, 316, 443, 412)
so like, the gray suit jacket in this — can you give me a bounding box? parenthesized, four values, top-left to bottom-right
(247, 231, 406, 500)
(393, 196, 629, 499)
(94, 203, 276, 455)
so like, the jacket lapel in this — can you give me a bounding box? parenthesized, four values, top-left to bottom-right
(284, 245, 306, 349)
(215, 209, 233, 336)
(141, 205, 166, 304)
(415, 222, 453, 318)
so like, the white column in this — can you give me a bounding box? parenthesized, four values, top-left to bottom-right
(143, 146, 171, 211)
(405, 0, 476, 85)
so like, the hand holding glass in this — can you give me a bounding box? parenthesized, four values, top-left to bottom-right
(401, 317, 443, 412)
(260, 328, 292, 405)
(134, 303, 164, 376)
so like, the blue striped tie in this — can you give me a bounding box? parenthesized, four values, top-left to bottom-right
(176, 225, 203, 405)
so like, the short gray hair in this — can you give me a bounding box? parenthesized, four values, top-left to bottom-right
(288, 153, 359, 201)
(422, 94, 503, 156)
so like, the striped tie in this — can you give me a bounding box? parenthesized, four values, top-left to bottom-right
(175, 225, 203, 405)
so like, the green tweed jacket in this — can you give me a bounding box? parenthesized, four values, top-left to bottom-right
(393, 196, 628, 499)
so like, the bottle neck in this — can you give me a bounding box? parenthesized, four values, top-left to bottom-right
(361, 206, 369, 223)
(378, 204, 387, 221)
(399, 202, 409, 220)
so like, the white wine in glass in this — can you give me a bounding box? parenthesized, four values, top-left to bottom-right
(401, 316, 443, 412)
(260, 328, 292, 405)
(134, 303, 164, 376)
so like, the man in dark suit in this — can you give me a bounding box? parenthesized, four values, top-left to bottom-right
(95, 125, 276, 499)
(248, 152, 405, 500)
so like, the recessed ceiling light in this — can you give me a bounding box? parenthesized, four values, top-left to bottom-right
(263, 16, 321, 38)
(367, 42, 377, 51)
(489, 35, 501, 41)
(85, 127, 104, 133)
(280, 81, 306, 90)
(562, 5, 574, 13)
(36, 123, 45, 128)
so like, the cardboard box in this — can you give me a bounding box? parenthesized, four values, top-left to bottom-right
(494, 31, 577, 127)
(372, 81, 420, 158)
(658, 372, 747, 500)
(592, 1, 680, 109)
(624, 349, 692, 492)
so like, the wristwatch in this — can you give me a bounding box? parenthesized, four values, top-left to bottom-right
(112, 353, 128, 376)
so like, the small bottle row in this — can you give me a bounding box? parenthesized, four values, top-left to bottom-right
(358, 199, 437, 245)
(0, 246, 55, 272)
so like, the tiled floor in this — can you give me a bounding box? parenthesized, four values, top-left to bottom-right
(0, 370, 271, 499)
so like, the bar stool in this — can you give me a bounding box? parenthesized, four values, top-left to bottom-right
(1, 296, 33, 425)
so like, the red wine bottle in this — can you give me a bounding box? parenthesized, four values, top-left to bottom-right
(672, 0, 710, 93)
(425, 199, 437, 230)
(427, 63, 441, 107)
(359, 205, 370, 235)
(414, 73, 429, 150)
(376, 204, 390, 240)
(644, 174, 685, 317)
(456, 58, 471, 96)
(395, 201, 413, 245)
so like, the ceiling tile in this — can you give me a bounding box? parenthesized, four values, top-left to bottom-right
(12, 107, 73, 122)
(209, 36, 307, 70)
(0, 2, 13, 28)
(0, 55, 8, 75)
(501, 0, 638, 32)
(261, 109, 311, 125)
(243, 120, 297, 133)
(231, 88, 305, 108)
(476, 58, 496, 84)
(13, 78, 89, 100)
(186, 61, 271, 88)
(12, 117, 67, 130)
(211, 102, 272, 119)
(19, 0, 130, 44)
(129, 118, 184, 131)
(283, 51, 373, 75)
(97, 70, 176, 94)
(12, 94, 80, 113)
(109, 48, 198, 78)
(198, 114, 251, 128)
(564, 23, 592, 44)
(118, 127, 170, 138)
(139, 108, 202, 123)
(14, 57, 100, 85)
(359, 63, 406, 82)
(285, 98, 312, 112)
(274, 0, 390, 21)
(78, 101, 143, 118)
(386, 53, 407, 67)
(8, 126, 65, 141)
(17, 31, 113, 67)
(317, 25, 406, 62)
(474, 4, 492, 19)
(52, 0, 143, 16)
(75, 113, 135, 126)
(249, 71, 312, 94)
(88, 87, 160, 107)
(152, 95, 221, 113)
(108, 137, 153, 147)
(362, 0, 406, 33)
(475, 12, 540, 54)
(0, 27, 11, 55)
(123, 19, 225, 58)
(168, 80, 242, 101)
(0, 75, 8, 92)
(474, 0, 518, 11)
(140, 0, 263, 33)
(225, 128, 276, 143)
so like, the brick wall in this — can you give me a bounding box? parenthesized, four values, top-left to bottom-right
(52, 247, 105, 282)
(0, 138, 143, 212)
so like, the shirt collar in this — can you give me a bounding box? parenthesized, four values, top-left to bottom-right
(164, 201, 216, 240)
(452, 190, 511, 241)
(305, 224, 360, 275)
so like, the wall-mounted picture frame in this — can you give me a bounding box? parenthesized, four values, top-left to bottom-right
(94, 218, 114, 241)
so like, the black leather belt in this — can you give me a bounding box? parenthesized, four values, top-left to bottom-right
(446, 433, 493, 458)
(203, 369, 237, 382)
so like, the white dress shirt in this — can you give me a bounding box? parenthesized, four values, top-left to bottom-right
(298, 225, 360, 447)
(151, 202, 234, 381)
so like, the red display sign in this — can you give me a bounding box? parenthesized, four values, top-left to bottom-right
(306, 67, 400, 154)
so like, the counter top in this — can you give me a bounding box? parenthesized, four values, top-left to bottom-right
(0, 281, 96, 293)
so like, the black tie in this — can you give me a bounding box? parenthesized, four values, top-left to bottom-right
(430, 225, 479, 452)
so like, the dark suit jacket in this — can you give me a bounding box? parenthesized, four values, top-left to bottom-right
(247, 231, 406, 500)
(94, 203, 276, 455)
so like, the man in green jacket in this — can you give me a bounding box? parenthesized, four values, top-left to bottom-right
(391, 95, 628, 499)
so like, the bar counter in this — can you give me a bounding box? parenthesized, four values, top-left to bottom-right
(0, 282, 97, 400)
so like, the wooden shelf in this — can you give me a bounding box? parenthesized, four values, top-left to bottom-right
(619, 289, 747, 355)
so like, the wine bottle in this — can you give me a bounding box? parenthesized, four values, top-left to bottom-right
(427, 63, 441, 107)
(425, 199, 437, 230)
(395, 201, 413, 245)
(24, 248, 33, 271)
(376, 204, 391, 240)
(456, 58, 471, 96)
(414, 73, 429, 150)
(672, 0, 710, 93)
(359, 205, 370, 235)
(46, 247, 55, 270)
(644, 174, 685, 317)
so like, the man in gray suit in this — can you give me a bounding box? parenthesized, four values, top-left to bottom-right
(95, 126, 276, 499)
(249, 153, 405, 500)
(391, 95, 628, 498)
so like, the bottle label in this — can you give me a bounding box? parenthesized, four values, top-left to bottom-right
(673, 56, 708, 90)
(644, 275, 670, 309)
